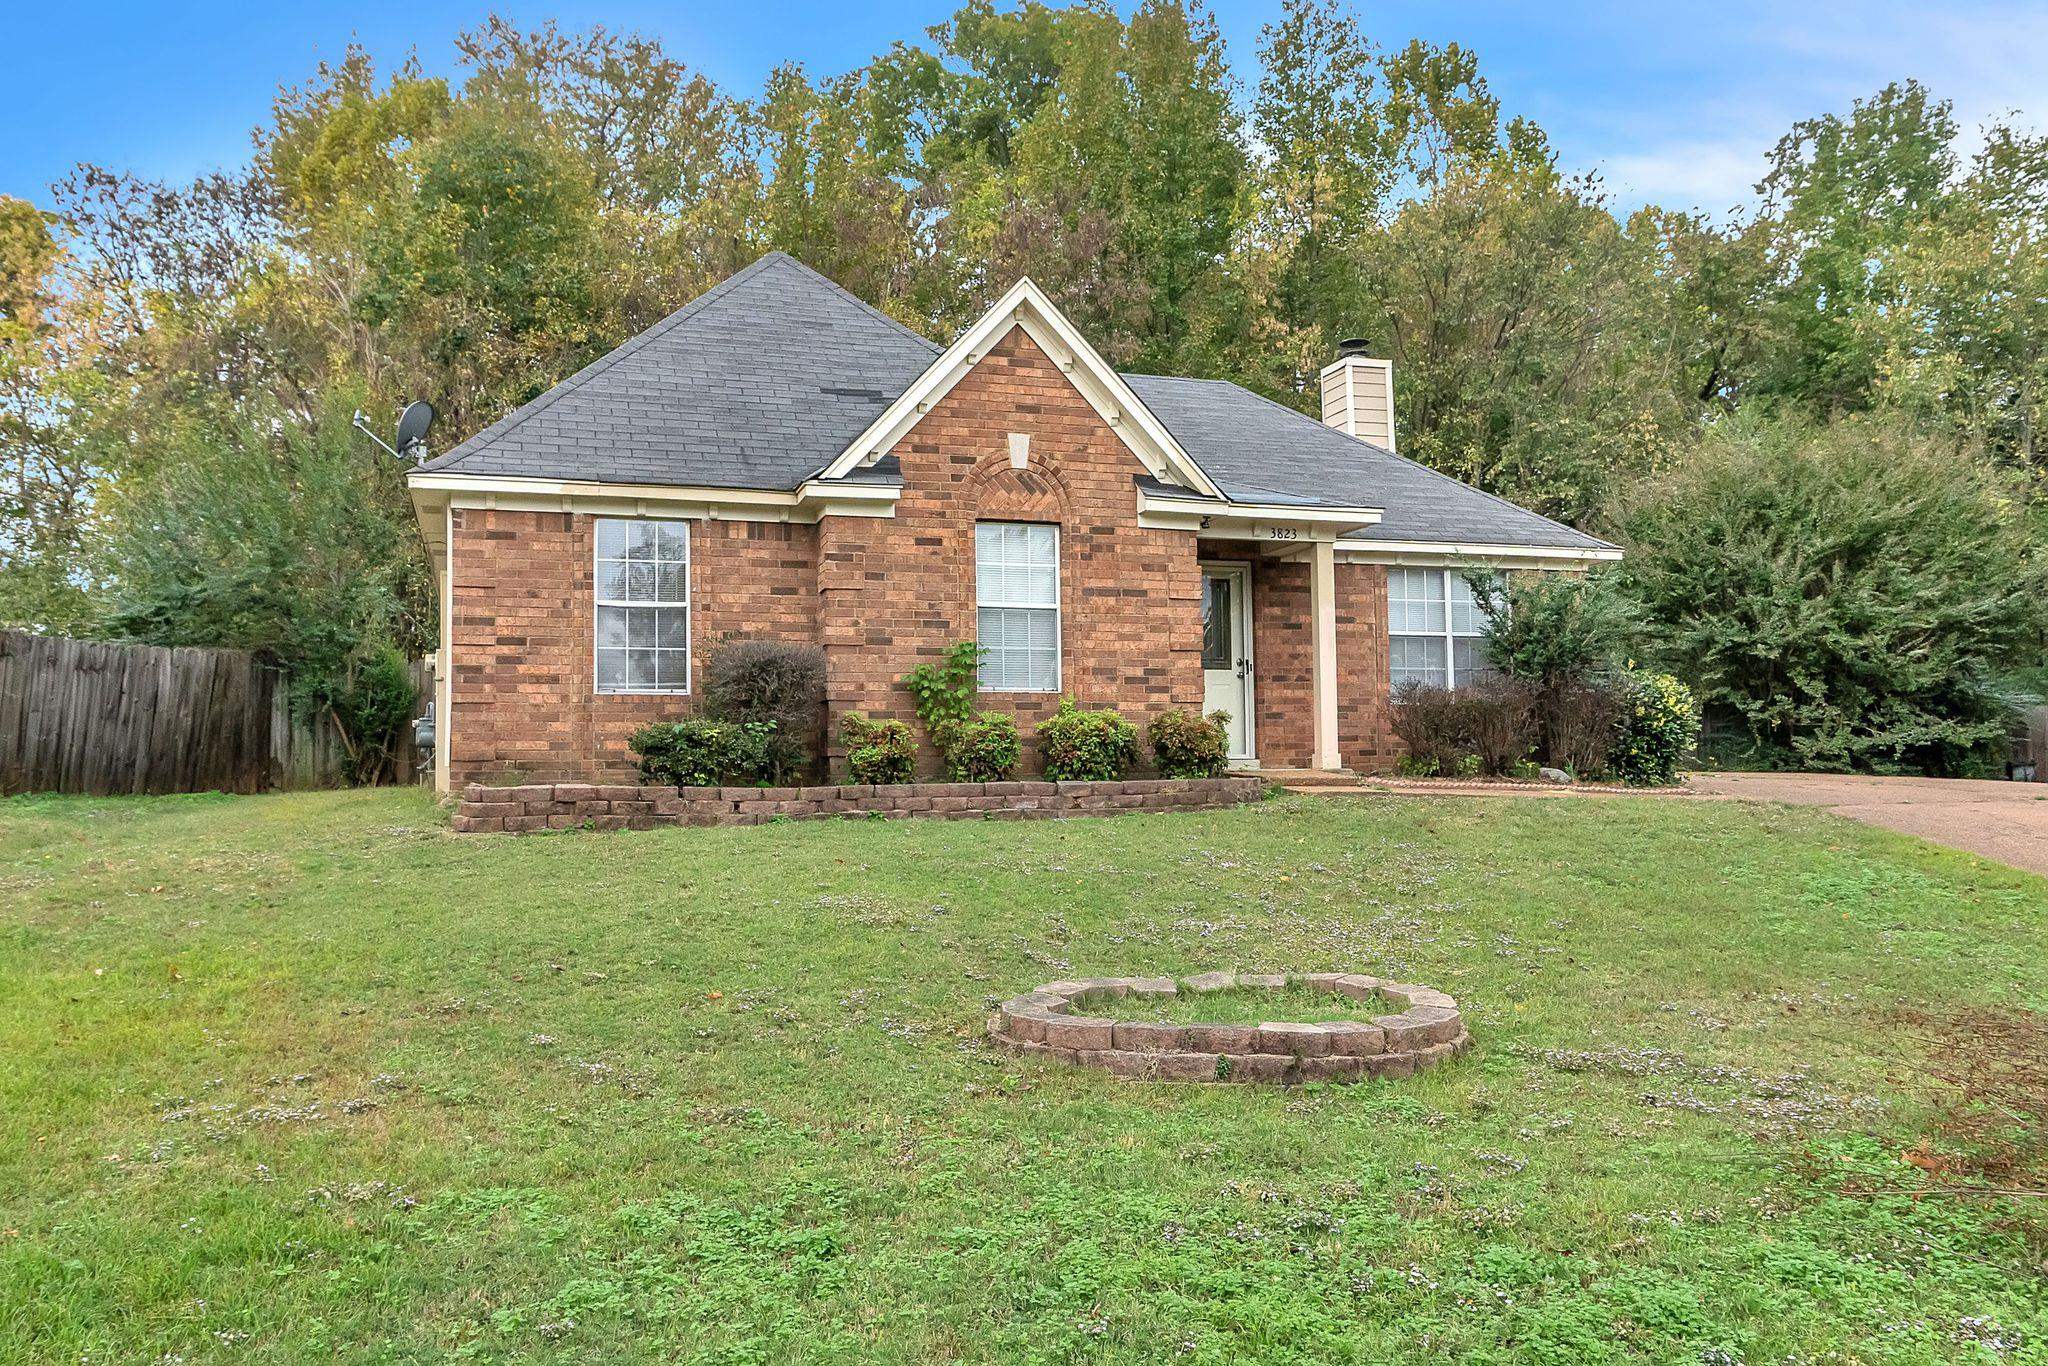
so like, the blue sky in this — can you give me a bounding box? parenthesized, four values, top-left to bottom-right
(10, 1, 2048, 215)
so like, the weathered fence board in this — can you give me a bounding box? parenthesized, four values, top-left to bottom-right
(0, 631, 427, 796)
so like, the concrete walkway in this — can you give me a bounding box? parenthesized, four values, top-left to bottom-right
(1688, 772, 2048, 879)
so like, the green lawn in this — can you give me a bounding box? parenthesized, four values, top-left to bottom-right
(2, 789, 2045, 1363)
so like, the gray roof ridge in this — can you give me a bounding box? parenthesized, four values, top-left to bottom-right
(1123, 371, 1615, 552)
(421, 252, 938, 476)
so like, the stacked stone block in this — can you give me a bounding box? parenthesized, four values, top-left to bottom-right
(452, 775, 1267, 833)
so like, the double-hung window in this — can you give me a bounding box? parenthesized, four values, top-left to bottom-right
(1388, 567, 1493, 690)
(975, 521, 1060, 692)
(594, 518, 690, 693)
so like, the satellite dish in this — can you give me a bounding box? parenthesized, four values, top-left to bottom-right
(395, 400, 436, 458)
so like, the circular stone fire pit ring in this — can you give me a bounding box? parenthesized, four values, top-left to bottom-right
(989, 971, 1469, 1084)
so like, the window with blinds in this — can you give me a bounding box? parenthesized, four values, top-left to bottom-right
(975, 522, 1060, 692)
(593, 518, 690, 693)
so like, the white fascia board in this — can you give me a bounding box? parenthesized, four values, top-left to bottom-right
(1336, 538, 1622, 569)
(406, 470, 900, 522)
(1137, 486, 1382, 538)
(815, 277, 1225, 499)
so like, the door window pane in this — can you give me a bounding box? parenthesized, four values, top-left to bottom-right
(1201, 575, 1233, 670)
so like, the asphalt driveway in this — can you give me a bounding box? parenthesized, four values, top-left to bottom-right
(1690, 772, 2048, 879)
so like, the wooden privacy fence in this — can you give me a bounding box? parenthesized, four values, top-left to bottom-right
(0, 631, 429, 797)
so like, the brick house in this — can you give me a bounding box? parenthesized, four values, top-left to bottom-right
(407, 252, 1617, 793)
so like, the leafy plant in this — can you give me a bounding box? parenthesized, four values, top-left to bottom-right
(1463, 676, 1537, 777)
(1465, 567, 1636, 771)
(902, 643, 1023, 779)
(703, 638, 826, 784)
(901, 642, 984, 749)
(1148, 709, 1229, 778)
(839, 712, 915, 785)
(1036, 697, 1137, 781)
(1611, 415, 2048, 774)
(629, 718, 779, 788)
(947, 711, 1020, 782)
(1388, 683, 1468, 777)
(1610, 670, 1700, 786)
(327, 646, 420, 785)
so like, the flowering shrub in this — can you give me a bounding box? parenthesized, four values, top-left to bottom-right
(1036, 697, 1137, 781)
(839, 712, 916, 785)
(1610, 671, 1700, 786)
(1149, 709, 1229, 778)
(948, 711, 1021, 781)
(630, 718, 779, 787)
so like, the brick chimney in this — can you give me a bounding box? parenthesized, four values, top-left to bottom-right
(1319, 339, 1395, 451)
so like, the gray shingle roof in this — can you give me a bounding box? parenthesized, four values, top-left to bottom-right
(419, 251, 1609, 553)
(1121, 374, 1614, 551)
(417, 252, 939, 488)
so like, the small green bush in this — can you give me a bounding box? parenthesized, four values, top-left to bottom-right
(1036, 697, 1137, 781)
(1610, 671, 1700, 786)
(840, 712, 916, 785)
(948, 712, 1020, 781)
(1149, 709, 1229, 778)
(702, 638, 825, 783)
(329, 646, 420, 785)
(629, 718, 778, 788)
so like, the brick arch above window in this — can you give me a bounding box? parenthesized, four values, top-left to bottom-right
(963, 451, 1074, 523)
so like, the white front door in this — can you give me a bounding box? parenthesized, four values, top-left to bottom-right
(1200, 563, 1255, 762)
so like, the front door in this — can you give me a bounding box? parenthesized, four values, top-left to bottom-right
(1200, 563, 1255, 762)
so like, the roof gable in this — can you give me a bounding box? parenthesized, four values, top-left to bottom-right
(815, 277, 1224, 499)
(417, 252, 939, 491)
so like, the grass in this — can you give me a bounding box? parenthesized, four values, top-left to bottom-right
(1123, 982, 1391, 1026)
(1, 787, 2045, 1363)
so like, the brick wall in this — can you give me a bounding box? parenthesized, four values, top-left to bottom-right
(447, 511, 816, 786)
(817, 328, 1205, 772)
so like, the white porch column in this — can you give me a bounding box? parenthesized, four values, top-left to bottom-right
(1309, 538, 1342, 770)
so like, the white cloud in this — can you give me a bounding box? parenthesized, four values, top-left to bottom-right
(1582, 0, 2048, 213)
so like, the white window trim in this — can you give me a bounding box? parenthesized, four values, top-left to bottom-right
(1389, 567, 1487, 691)
(976, 521, 1063, 694)
(593, 517, 692, 696)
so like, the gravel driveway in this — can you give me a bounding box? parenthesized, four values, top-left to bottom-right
(1690, 772, 2048, 879)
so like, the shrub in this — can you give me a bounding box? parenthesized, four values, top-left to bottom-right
(1036, 697, 1137, 781)
(840, 712, 915, 785)
(1610, 670, 1700, 786)
(1466, 567, 1636, 771)
(328, 646, 420, 785)
(1548, 679, 1621, 778)
(1149, 709, 1230, 778)
(629, 718, 778, 787)
(1388, 683, 1468, 777)
(900, 642, 1017, 778)
(1464, 676, 1537, 777)
(948, 711, 1021, 781)
(1610, 414, 2048, 774)
(702, 638, 825, 783)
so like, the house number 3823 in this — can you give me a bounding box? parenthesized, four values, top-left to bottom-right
(1264, 526, 1299, 541)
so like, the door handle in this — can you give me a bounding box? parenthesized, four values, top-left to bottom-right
(1236, 657, 1251, 679)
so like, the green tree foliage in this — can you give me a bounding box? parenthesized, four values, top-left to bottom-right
(99, 392, 433, 708)
(1611, 416, 2048, 774)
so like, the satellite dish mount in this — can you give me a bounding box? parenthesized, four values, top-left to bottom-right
(352, 400, 437, 464)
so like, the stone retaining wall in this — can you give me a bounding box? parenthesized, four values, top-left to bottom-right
(991, 971, 1470, 1084)
(453, 775, 1267, 833)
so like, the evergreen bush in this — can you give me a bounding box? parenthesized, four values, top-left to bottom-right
(1036, 697, 1137, 781)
